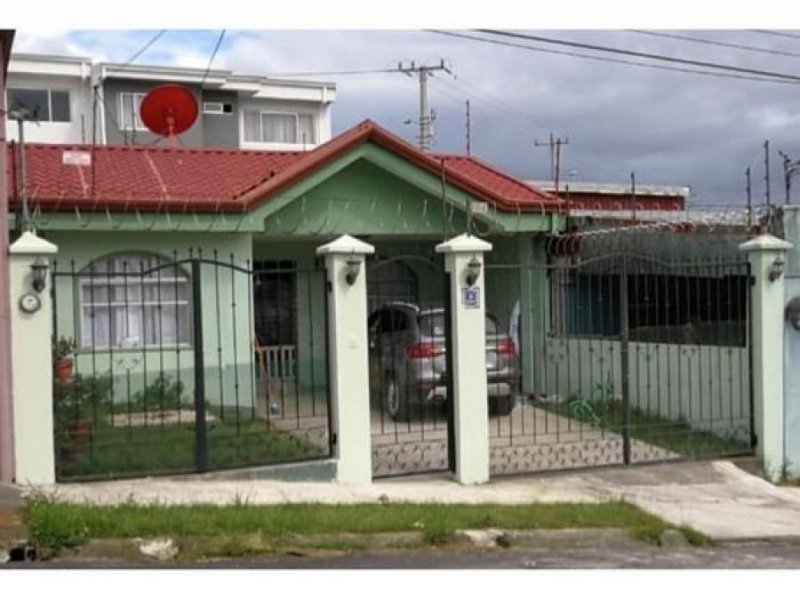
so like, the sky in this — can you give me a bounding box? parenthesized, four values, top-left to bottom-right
(8, 2, 800, 207)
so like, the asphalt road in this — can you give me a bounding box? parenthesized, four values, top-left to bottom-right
(7, 541, 800, 569)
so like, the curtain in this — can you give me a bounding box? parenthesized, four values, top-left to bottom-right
(261, 114, 297, 143)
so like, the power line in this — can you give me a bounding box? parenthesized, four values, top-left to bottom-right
(121, 30, 167, 67)
(628, 29, 800, 59)
(475, 29, 800, 83)
(265, 68, 401, 77)
(201, 29, 226, 86)
(427, 30, 800, 86)
(750, 29, 800, 41)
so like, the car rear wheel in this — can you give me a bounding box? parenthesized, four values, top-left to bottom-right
(383, 376, 410, 421)
(490, 396, 515, 416)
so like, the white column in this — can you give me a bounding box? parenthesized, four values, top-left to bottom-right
(9, 231, 58, 485)
(316, 234, 375, 484)
(740, 234, 792, 482)
(436, 233, 493, 484)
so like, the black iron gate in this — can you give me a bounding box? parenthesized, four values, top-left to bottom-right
(484, 233, 754, 477)
(51, 251, 332, 481)
(366, 255, 454, 477)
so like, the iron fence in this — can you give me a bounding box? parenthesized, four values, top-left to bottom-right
(484, 235, 754, 477)
(51, 251, 331, 481)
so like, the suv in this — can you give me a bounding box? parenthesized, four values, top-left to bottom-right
(368, 303, 517, 421)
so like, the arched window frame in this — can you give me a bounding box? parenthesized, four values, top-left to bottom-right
(78, 252, 191, 350)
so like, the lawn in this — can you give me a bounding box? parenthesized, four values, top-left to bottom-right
(545, 396, 751, 458)
(55, 413, 324, 481)
(23, 498, 708, 555)
(53, 374, 325, 480)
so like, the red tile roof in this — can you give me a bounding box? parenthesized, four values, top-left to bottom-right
(6, 119, 562, 214)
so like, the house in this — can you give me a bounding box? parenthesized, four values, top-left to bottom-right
(6, 118, 565, 480)
(5, 53, 336, 150)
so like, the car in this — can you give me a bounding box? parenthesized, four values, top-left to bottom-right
(368, 302, 518, 421)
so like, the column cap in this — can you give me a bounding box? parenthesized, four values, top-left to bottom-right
(435, 233, 492, 254)
(9, 231, 58, 256)
(739, 234, 792, 253)
(316, 234, 375, 257)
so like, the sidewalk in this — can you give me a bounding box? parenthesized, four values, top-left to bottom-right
(21, 459, 800, 542)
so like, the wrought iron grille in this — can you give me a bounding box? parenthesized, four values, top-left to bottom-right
(51, 250, 332, 481)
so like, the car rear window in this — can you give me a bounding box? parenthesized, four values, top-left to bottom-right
(418, 313, 499, 337)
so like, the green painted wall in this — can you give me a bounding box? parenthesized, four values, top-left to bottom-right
(262, 158, 471, 238)
(45, 230, 255, 411)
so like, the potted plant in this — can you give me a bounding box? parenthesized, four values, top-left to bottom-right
(53, 336, 77, 383)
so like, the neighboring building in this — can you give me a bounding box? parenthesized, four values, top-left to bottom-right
(529, 180, 689, 216)
(5, 53, 336, 150)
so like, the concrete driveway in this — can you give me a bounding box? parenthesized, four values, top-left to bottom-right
(370, 400, 674, 478)
(266, 393, 676, 478)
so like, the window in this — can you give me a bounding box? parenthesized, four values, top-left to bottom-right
(242, 110, 316, 144)
(80, 254, 190, 349)
(8, 88, 71, 122)
(118, 92, 147, 130)
(549, 270, 749, 346)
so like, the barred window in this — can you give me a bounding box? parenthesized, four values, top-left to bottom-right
(80, 254, 190, 349)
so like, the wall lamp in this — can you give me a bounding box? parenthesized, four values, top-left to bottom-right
(345, 257, 361, 285)
(768, 255, 786, 282)
(465, 256, 482, 287)
(30, 256, 49, 293)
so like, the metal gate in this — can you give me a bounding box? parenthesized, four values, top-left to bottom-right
(366, 255, 454, 477)
(51, 251, 332, 481)
(484, 231, 754, 476)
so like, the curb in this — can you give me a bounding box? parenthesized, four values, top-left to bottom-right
(35, 527, 668, 564)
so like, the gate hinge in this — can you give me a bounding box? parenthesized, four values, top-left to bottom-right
(331, 432, 337, 446)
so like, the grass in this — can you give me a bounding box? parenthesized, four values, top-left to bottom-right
(55, 410, 322, 481)
(543, 397, 750, 458)
(24, 497, 708, 556)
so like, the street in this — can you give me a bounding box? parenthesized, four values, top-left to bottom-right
(7, 540, 800, 569)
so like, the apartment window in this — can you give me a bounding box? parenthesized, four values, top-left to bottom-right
(118, 92, 147, 130)
(242, 110, 316, 144)
(8, 88, 71, 122)
(80, 254, 191, 349)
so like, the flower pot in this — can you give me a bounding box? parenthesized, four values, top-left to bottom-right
(54, 357, 74, 383)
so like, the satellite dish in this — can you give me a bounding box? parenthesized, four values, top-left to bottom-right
(139, 84, 198, 143)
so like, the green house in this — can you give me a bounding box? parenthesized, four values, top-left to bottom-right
(9, 119, 565, 478)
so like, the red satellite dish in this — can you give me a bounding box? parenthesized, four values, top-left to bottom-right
(139, 84, 198, 142)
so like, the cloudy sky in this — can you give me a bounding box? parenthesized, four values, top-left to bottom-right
(9, 16, 800, 206)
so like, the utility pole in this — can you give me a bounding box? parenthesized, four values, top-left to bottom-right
(398, 59, 452, 152)
(535, 133, 569, 193)
(779, 150, 800, 205)
(746, 167, 753, 227)
(465, 99, 471, 156)
(764, 140, 771, 207)
(8, 104, 36, 232)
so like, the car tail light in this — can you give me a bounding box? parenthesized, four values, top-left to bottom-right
(406, 342, 443, 359)
(495, 338, 516, 355)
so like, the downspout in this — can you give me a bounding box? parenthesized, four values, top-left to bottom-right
(0, 30, 16, 483)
